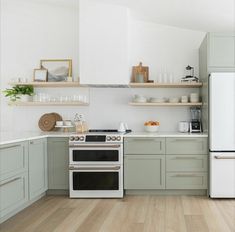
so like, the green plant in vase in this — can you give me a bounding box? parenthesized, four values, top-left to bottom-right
(3, 85, 34, 102)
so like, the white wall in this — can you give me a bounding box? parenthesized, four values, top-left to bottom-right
(79, 0, 129, 84)
(129, 19, 205, 81)
(0, 0, 206, 132)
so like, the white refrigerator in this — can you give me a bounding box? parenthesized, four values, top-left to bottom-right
(209, 72, 235, 198)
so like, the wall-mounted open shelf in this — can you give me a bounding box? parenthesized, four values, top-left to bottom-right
(8, 101, 89, 106)
(8, 82, 81, 88)
(8, 82, 203, 88)
(129, 82, 203, 88)
(129, 102, 202, 106)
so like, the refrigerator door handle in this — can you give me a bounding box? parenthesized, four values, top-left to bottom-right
(214, 155, 235, 160)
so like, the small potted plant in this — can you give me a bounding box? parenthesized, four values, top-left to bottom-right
(3, 85, 34, 102)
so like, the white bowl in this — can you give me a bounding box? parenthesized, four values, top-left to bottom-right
(144, 125, 159, 132)
(56, 121, 64, 126)
(169, 97, 179, 103)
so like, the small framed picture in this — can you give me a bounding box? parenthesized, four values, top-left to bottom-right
(33, 69, 48, 82)
(40, 59, 72, 82)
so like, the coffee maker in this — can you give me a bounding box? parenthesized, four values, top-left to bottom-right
(190, 107, 202, 133)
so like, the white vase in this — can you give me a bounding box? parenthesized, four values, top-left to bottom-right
(20, 95, 32, 102)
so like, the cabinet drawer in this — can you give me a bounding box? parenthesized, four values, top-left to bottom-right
(166, 138, 207, 155)
(166, 155, 208, 172)
(124, 155, 165, 189)
(0, 142, 28, 181)
(124, 138, 165, 155)
(166, 172, 207, 189)
(0, 173, 29, 219)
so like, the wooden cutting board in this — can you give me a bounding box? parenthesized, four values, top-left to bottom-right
(38, 112, 62, 131)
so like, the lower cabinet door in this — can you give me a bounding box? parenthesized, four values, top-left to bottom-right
(0, 142, 28, 182)
(124, 155, 165, 189)
(166, 172, 207, 189)
(48, 138, 69, 190)
(29, 139, 48, 200)
(0, 173, 28, 219)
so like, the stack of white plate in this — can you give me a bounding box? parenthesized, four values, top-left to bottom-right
(149, 97, 167, 103)
(133, 95, 147, 103)
(169, 97, 180, 103)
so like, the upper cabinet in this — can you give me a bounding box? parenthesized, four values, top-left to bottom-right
(79, 0, 129, 85)
(200, 33, 235, 72)
(209, 33, 235, 68)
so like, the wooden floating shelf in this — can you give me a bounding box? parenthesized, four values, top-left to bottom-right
(129, 82, 203, 88)
(8, 82, 81, 88)
(8, 101, 89, 106)
(129, 102, 203, 106)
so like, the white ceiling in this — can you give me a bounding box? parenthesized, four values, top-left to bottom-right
(96, 0, 235, 32)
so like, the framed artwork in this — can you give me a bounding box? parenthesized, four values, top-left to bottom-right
(33, 69, 48, 82)
(40, 59, 72, 82)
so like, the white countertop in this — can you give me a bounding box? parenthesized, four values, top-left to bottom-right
(0, 131, 208, 145)
(0, 131, 71, 145)
(124, 131, 208, 138)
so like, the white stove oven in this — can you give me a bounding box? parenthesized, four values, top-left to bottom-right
(69, 130, 124, 198)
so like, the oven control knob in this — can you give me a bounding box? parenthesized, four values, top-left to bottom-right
(117, 136, 121, 141)
(70, 136, 75, 141)
(80, 136, 85, 141)
(74, 136, 79, 141)
(112, 136, 116, 141)
(107, 136, 111, 141)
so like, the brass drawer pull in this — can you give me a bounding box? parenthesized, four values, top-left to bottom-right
(173, 174, 199, 177)
(0, 177, 21, 187)
(173, 157, 200, 160)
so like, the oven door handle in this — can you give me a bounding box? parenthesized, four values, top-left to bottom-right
(69, 166, 121, 171)
(69, 145, 121, 148)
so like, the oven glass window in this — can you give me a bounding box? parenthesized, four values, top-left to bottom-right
(73, 172, 119, 190)
(73, 150, 119, 162)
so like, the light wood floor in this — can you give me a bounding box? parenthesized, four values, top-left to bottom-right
(0, 195, 235, 232)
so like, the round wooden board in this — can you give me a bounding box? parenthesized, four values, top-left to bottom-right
(38, 113, 56, 131)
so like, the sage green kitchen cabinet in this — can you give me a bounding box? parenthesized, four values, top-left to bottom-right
(124, 137, 165, 155)
(48, 138, 69, 190)
(208, 33, 235, 68)
(0, 142, 28, 182)
(124, 155, 165, 189)
(0, 173, 29, 220)
(166, 173, 207, 189)
(28, 138, 48, 200)
(0, 141, 29, 222)
(166, 138, 207, 155)
(166, 155, 207, 172)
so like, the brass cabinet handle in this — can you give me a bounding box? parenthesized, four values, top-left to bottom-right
(0, 177, 21, 187)
(173, 157, 200, 160)
(1, 144, 21, 150)
(214, 155, 235, 160)
(172, 139, 202, 143)
(173, 174, 199, 177)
